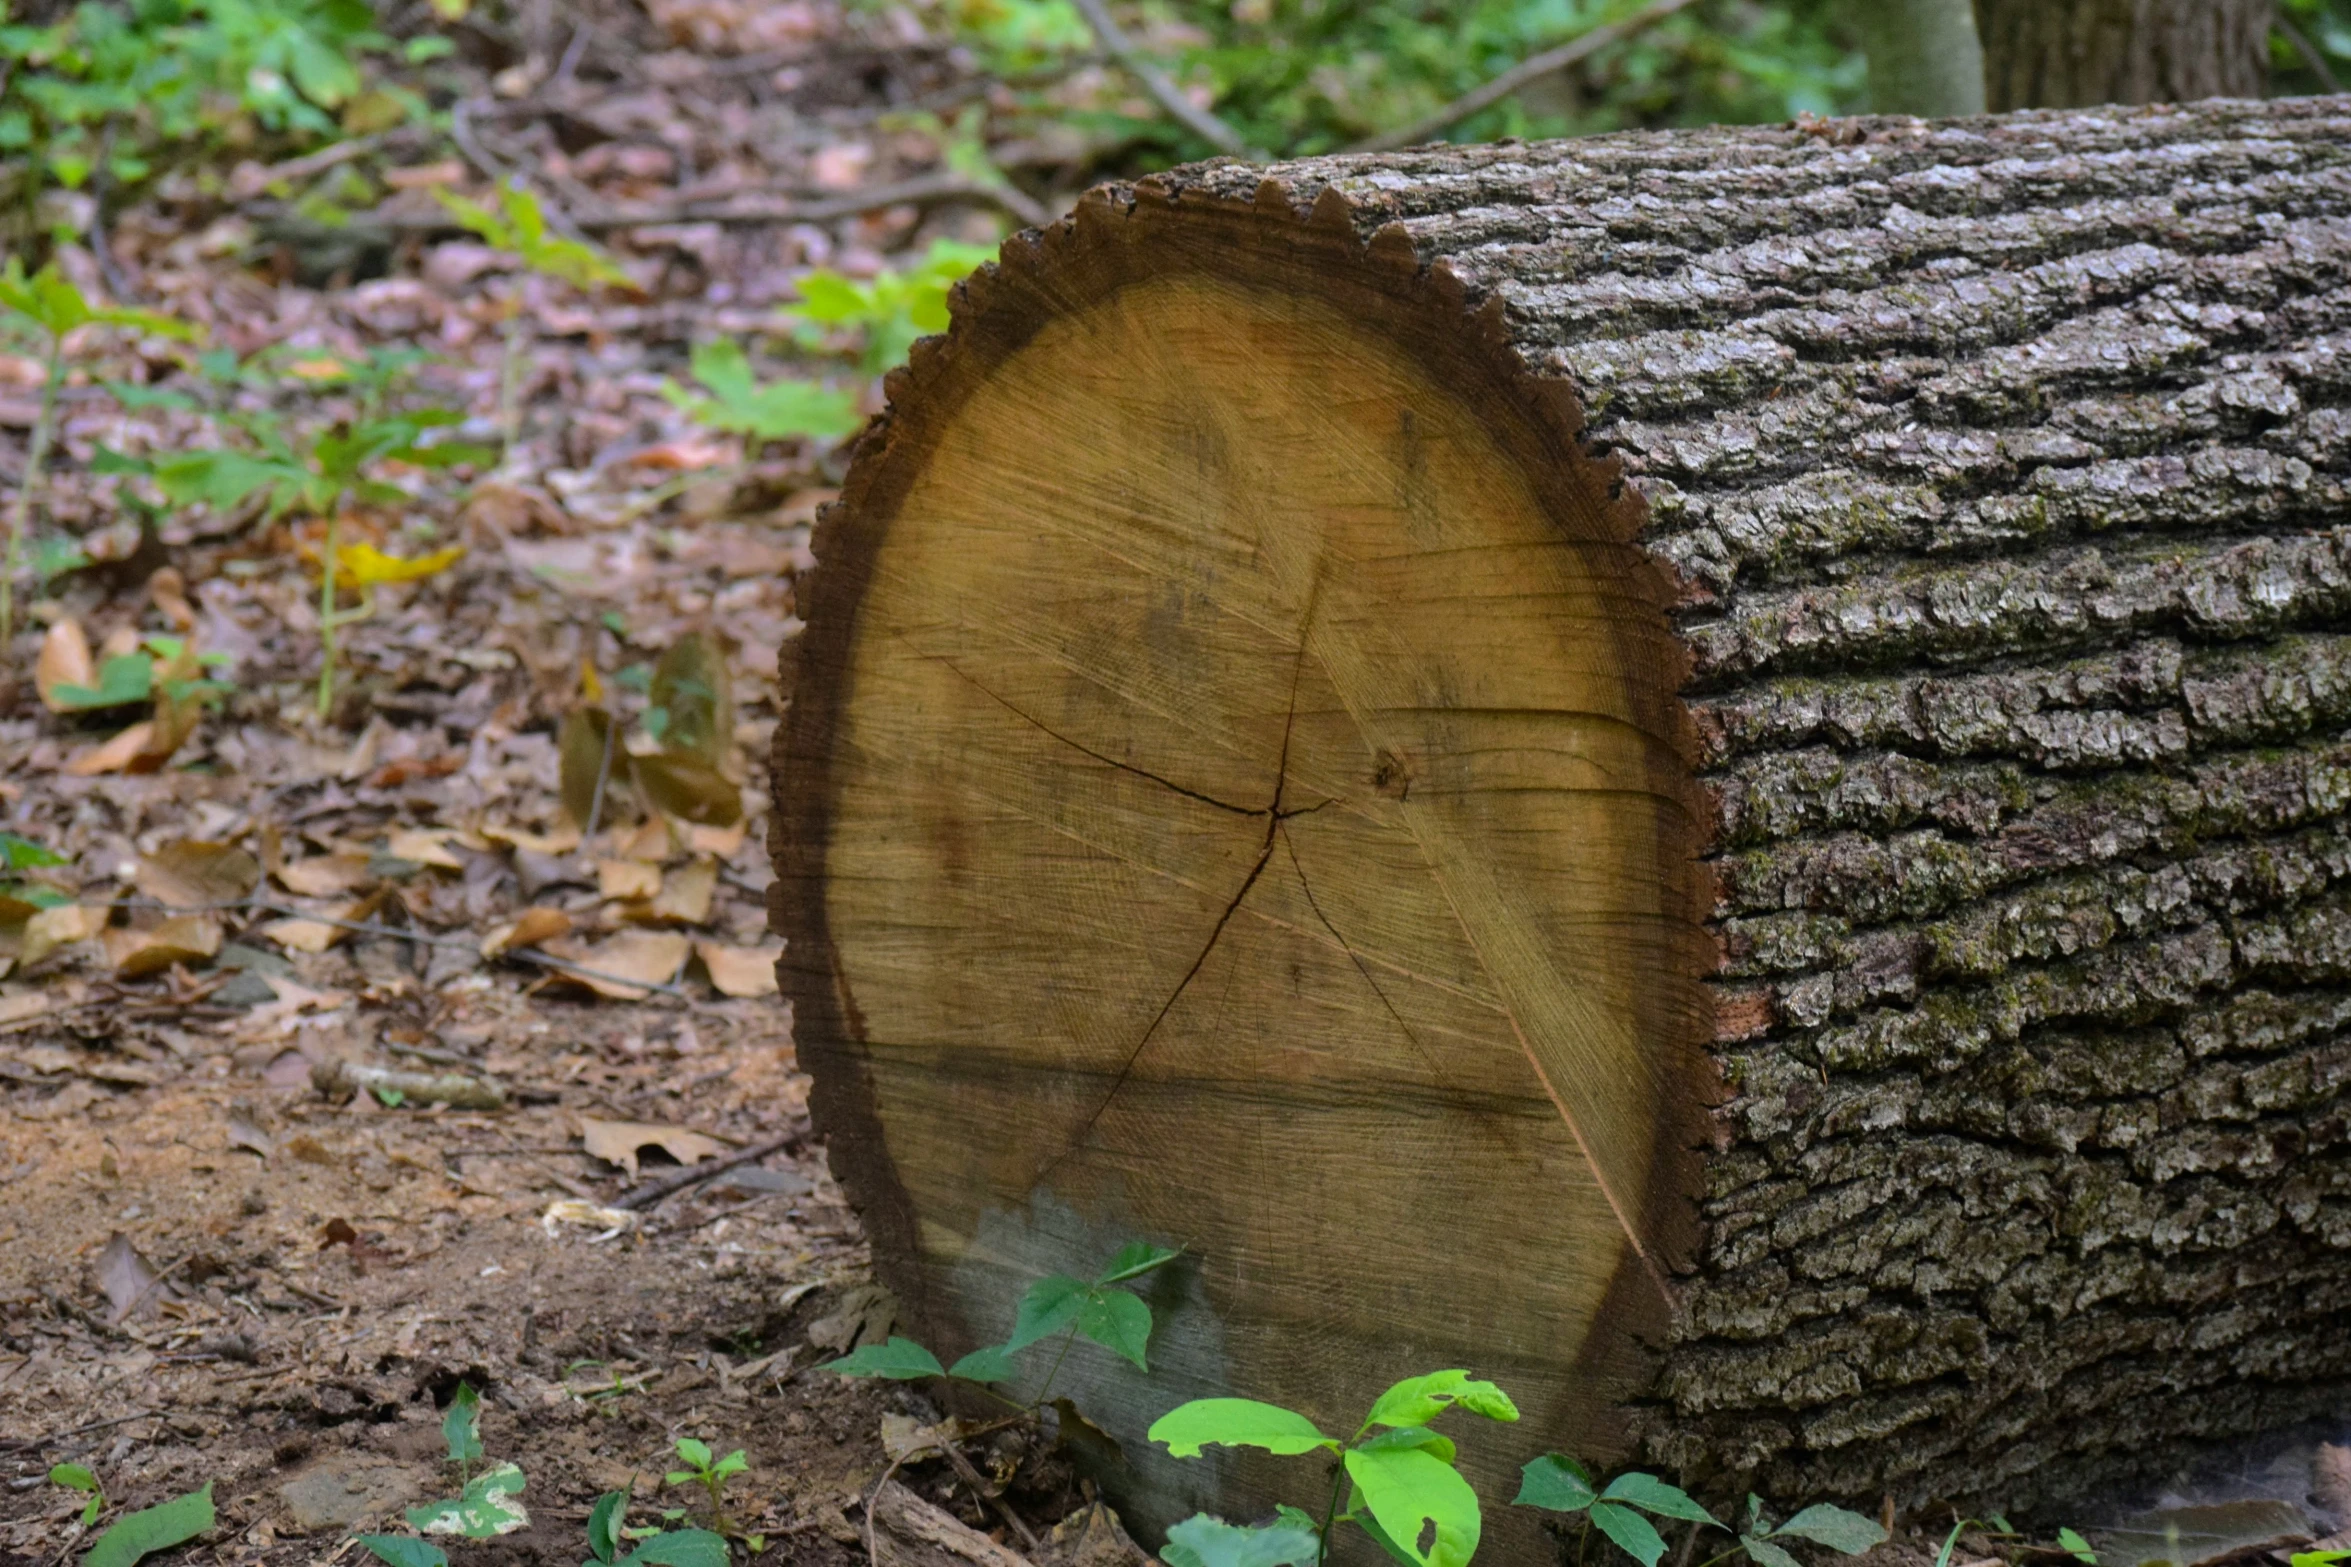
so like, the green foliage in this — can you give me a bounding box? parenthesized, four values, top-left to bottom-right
(1733, 1495, 1890, 1567)
(436, 182, 635, 292)
(582, 1488, 730, 1567)
(659, 338, 863, 445)
(355, 1539, 449, 1567)
(406, 1463, 529, 1539)
(2274, 0, 2351, 97)
(0, 260, 192, 344)
(80, 1482, 213, 1567)
(48, 1461, 103, 1528)
(0, 0, 395, 203)
(104, 406, 488, 522)
(1158, 1513, 1322, 1567)
(788, 238, 995, 374)
(664, 1436, 749, 1533)
(2058, 1529, 2098, 1565)
(2291, 1552, 2351, 1567)
(442, 1382, 484, 1472)
(824, 1240, 1179, 1389)
(1149, 1371, 1520, 1567)
(2, 831, 69, 870)
(47, 635, 232, 711)
(1514, 1456, 1717, 1567)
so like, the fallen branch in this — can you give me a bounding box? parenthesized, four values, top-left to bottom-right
(613, 1128, 800, 1210)
(1064, 0, 1257, 159)
(1351, 0, 1698, 152)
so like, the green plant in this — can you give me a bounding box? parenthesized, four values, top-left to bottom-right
(1512, 1458, 1721, 1566)
(826, 1239, 1180, 1391)
(560, 631, 746, 835)
(786, 238, 995, 376)
(48, 1460, 104, 1527)
(662, 1439, 753, 1544)
(583, 1489, 730, 1567)
(2292, 1551, 2351, 1567)
(355, 1540, 447, 1567)
(658, 338, 863, 447)
(79, 1481, 214, 1567)
(435, 181, 634, 449)
(103, 408, 485, 714)
(404, 1384, 531, 1539)
(1149, 1369, 1523, 1567)
(1, 832, 71, 920)
(0, 259, 191, 646)
(2058, 1528, 2098, 1565)
(1931, 1513, 2016, 1567)
(47, 633, 232, 711)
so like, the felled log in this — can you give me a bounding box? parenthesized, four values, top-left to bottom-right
(773, 96, 2351, 1541)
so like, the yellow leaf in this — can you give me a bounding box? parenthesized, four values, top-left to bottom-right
(596, 859, 662, 902)
(695, 941, 780, 998)
(335, 541, 466, 587)
(284, 356, 351, 382)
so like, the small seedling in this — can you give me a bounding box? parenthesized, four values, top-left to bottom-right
(404, 1383, 530, 1539)
(785, 238, 994, 375)
(48, 1461, 103, 1527)
(1150, 1369, 1523, 1567)
(1932, 1513, 2018, 1567)
(0, 831, 71, 919)
(2291, 1552, 2351, 1567)
(434, 181, 634, 449)
(2058, 1528, 2099, 1565)
(663, 1439, 752, 1542)
(356, 1539, 448, 1567)
(583, 1489, 729, 1567)
(0, 260, 192, 645)
(1513, 1458, 1722, 1566)
(659, 337, 862, 447)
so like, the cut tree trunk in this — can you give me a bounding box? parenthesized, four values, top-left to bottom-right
(772, 98, 2351, 1545)
(1976, 0, 2272, 108)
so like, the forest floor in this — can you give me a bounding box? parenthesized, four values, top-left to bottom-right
(1, 0, 2349, 1563)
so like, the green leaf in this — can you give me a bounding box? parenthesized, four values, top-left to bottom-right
(1357, 1426, 1456, 1464)
(1363, 1371, 1519, 1432)
(1148, 1399, 1335, 1458)
(355, 1539, 448, 1567)
(2289, 1553, 2351, 1567)
(0, 832, 66, 871)
(1746, 1535, 1805, 1567)
(1773, 1505, 1886, 1556)
(708, 1450, 747, 1480)
(618, 1531, 730, 1567)
(1517, 1455, 1598, 1514)
(406, 1463, 528, 1539)
(1075, 1283, 1154, 1370)
(1095, 1241, 1180, 1284)
(1005, 1274, 1087, 1352)
(1343, 1445, 1480, 1567)
(81, 1482, 213, 1567)
(1590, 1503, 1671, 1567)
(1601, 1474, 1719, 1527)
(822, 1337, 945, 1379)
(1158, 1514, 1322, 1567)
(587, 1491, 627, 1563)
(2057, 1529, 2097, 1566)
(51, 653, 153, 710)
(948, 1344, 1018, 1383)
(673, 1437, 711, 1471)
(443, 1383, 483, 1465)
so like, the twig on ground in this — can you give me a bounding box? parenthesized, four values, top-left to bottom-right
(1351, 0, 1698, 152)
(0, 1410, 159, 1455)
(941, 1440, 1041, 1553)
(614, 1129, 800, 1210)
(1064, 0, 1257, 159)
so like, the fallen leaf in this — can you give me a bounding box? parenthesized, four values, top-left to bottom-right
(20, 903, 108, 967)
(481, 906, 572, 959)
(263, 888, 387, 954)
(558, 707, 634, 830)
(385, 829, 465, 870)
(34, 618, 96, 712)
(147, 567, 196, 629)
(95, 1231, 177, 1321)
(540, 1199, 637, 1237)
(635, 750, 743, 826)
(578, 1115, 731, 1177)
(285, 1133, 336, 1165)
(649, 629, 734, 766)
(685, 822, 748, 857)
(695, 941, 781, 998)
(478, 823, 580, 855)
(227, 1113, 274, 1159)
(632, 856, 716, 926)
(616, 817, 671, 861)
(276, 853, 375, 898)
(104, 915, 223, 977)
(64, 721, 157, 776)
(596, 859, 662, 902)
(539, 929, 690, 999)
(137, 840, 260, 909)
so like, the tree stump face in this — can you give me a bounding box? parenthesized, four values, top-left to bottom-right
(781, 197, 1711, 1535)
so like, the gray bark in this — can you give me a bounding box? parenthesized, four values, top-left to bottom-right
(1976, 0, 2273, 108)
(1159, 97, 2351, 1509)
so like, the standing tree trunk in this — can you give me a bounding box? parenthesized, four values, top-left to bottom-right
(1976, 0, 2272, 107)
(1856, 0, 1988, 115)
(772, 98, 2351, 1549)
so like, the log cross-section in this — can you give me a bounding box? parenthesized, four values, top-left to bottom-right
(775, 97, 2351, 1539)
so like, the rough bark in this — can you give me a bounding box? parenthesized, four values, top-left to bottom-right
(778, 96, 2351, 1522)
(1976, 0, 2273, 108)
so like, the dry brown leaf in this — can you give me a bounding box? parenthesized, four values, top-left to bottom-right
(0, 990, 51, 1025)
(20, 904, 108, 967)
(616, 817, 672, 861)
(481, 906, 572, 959)
(559, 707, 634, 830)
(137, 840, 261, 909)
(147, 567, 196, 630)
(63, 721, 155, 776)
(95, 1232, 178, 1322)
(34, 618, 95, 712)
(261, 888, 386, 955)
(596, 859, 662, 902)
(695, 941, 780, 998)
(104, 915, 223, 977)
(540, 929, 690, 999)
(635, 749, 743, 826)
(578, 1115, 731, 1178)
(628, 857, 716, 926)
(385, 828, 465, 870)
(685, 822, 748, 857)
(276, 853, 375, 898)
(479, 823, 581, 855)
